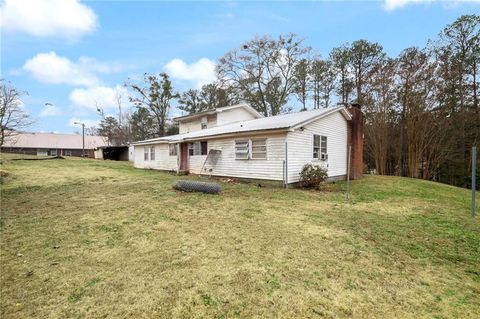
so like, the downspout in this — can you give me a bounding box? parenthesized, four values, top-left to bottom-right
(284, 141, 288, 188)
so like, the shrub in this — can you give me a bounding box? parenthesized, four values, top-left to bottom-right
(299, 164, 328, 189)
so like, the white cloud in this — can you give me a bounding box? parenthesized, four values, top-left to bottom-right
(40, 103, 63, 117)
(69, 85, 129, 112)
(23, 52, 99, 86)
(269, 14, 290, 23)
(68, 118, 100, 128)
(164, 58, 216, 88)
(383, 0, 432, 11)
(382, 0, 480, 11)
(0, 0, 97, 39)
(23, 51, 122, 87)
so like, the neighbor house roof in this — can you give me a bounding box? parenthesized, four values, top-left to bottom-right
(2, 132, 108, 149)
(173, 103, 264, 122)
(132, 106, 351, 145)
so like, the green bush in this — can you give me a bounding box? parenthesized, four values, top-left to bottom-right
(299, 164, 328, 189)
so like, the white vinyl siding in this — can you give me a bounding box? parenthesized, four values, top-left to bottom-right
(133, 110, 348, 184)
(287, 111, 348, 182)
(134, 144, 177, 170)
(189, 133, 286, 180)
(216, 107, 258, 126)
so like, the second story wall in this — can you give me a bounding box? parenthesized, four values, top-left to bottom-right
(217, 108, 258, 126)
(177, 104, 262, 134)
(179, 114, 217, 134)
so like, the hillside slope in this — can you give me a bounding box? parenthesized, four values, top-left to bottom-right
(1, 154, 479, 318)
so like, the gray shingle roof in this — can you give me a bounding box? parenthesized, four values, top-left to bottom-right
(132, 106, 351, 145)
(2, 132, 108, 149)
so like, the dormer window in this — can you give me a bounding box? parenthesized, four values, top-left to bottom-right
(201, 116, 208, 130)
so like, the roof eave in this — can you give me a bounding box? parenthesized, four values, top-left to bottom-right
(291, 107, 351, 130)
(169, 127, 290, 143)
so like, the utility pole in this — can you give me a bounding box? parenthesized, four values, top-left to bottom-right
(82, 123, 85, 157)
(74, 122, 85, 157)
(472, 146, 477, 218)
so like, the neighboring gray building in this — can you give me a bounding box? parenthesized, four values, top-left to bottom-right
(1, 132, 108, 158)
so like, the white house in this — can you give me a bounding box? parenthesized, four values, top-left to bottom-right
(131, 103, 364, 186)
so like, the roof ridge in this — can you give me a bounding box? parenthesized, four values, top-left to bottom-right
(132, 106, 348, 145)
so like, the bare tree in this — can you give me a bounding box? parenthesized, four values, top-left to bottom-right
(178, 82, 237, 115)
(128, 73, 178, 137)
(363, 59, 397, 175)
(0, 80, 32, 146)
(217, 33, 310, 116)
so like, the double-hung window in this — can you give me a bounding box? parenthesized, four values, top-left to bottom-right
(251, 139, 267, 159)
(169, 144, 177, 156)
(313, 135, 327, 160)
(200, 141, 208, 155)
(188, 141, 208, 156)
(235, 139, 267, 160)
(144, 147, 149, 161)
(150, 146, 155, 161)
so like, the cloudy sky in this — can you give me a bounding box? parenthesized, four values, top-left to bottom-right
(1, 0, 479, 133)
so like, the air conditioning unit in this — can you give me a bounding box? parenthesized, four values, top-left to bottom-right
(320, 153, 328, 161)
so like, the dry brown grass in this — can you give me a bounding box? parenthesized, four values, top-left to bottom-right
(1, 154, 479, 318)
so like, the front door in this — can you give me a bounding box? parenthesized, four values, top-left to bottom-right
(180, 143, 188, 171)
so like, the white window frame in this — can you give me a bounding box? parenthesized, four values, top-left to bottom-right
(169, 144, 177, 156)
(144, 147, 149, 161)
(189, 141, 208, 156)
(313, 134, 327, 160)
(150, 146, 155, 161)
(251, 139, 267, 159)
(235, 140, 250, 160)
(50, 149, 57, 156)
(235, 138, 267, 160)
(200, 141, 208, 155)
(65, 150, 72, 156)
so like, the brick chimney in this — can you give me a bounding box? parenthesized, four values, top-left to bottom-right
(347, 103, 364, 179)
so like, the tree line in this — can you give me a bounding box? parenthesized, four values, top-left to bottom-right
(1, 15, 477, 188)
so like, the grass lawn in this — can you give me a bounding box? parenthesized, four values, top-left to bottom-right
(1, 154, 479, 318)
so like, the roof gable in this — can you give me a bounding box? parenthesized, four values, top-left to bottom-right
(173, 103, 263, 122)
